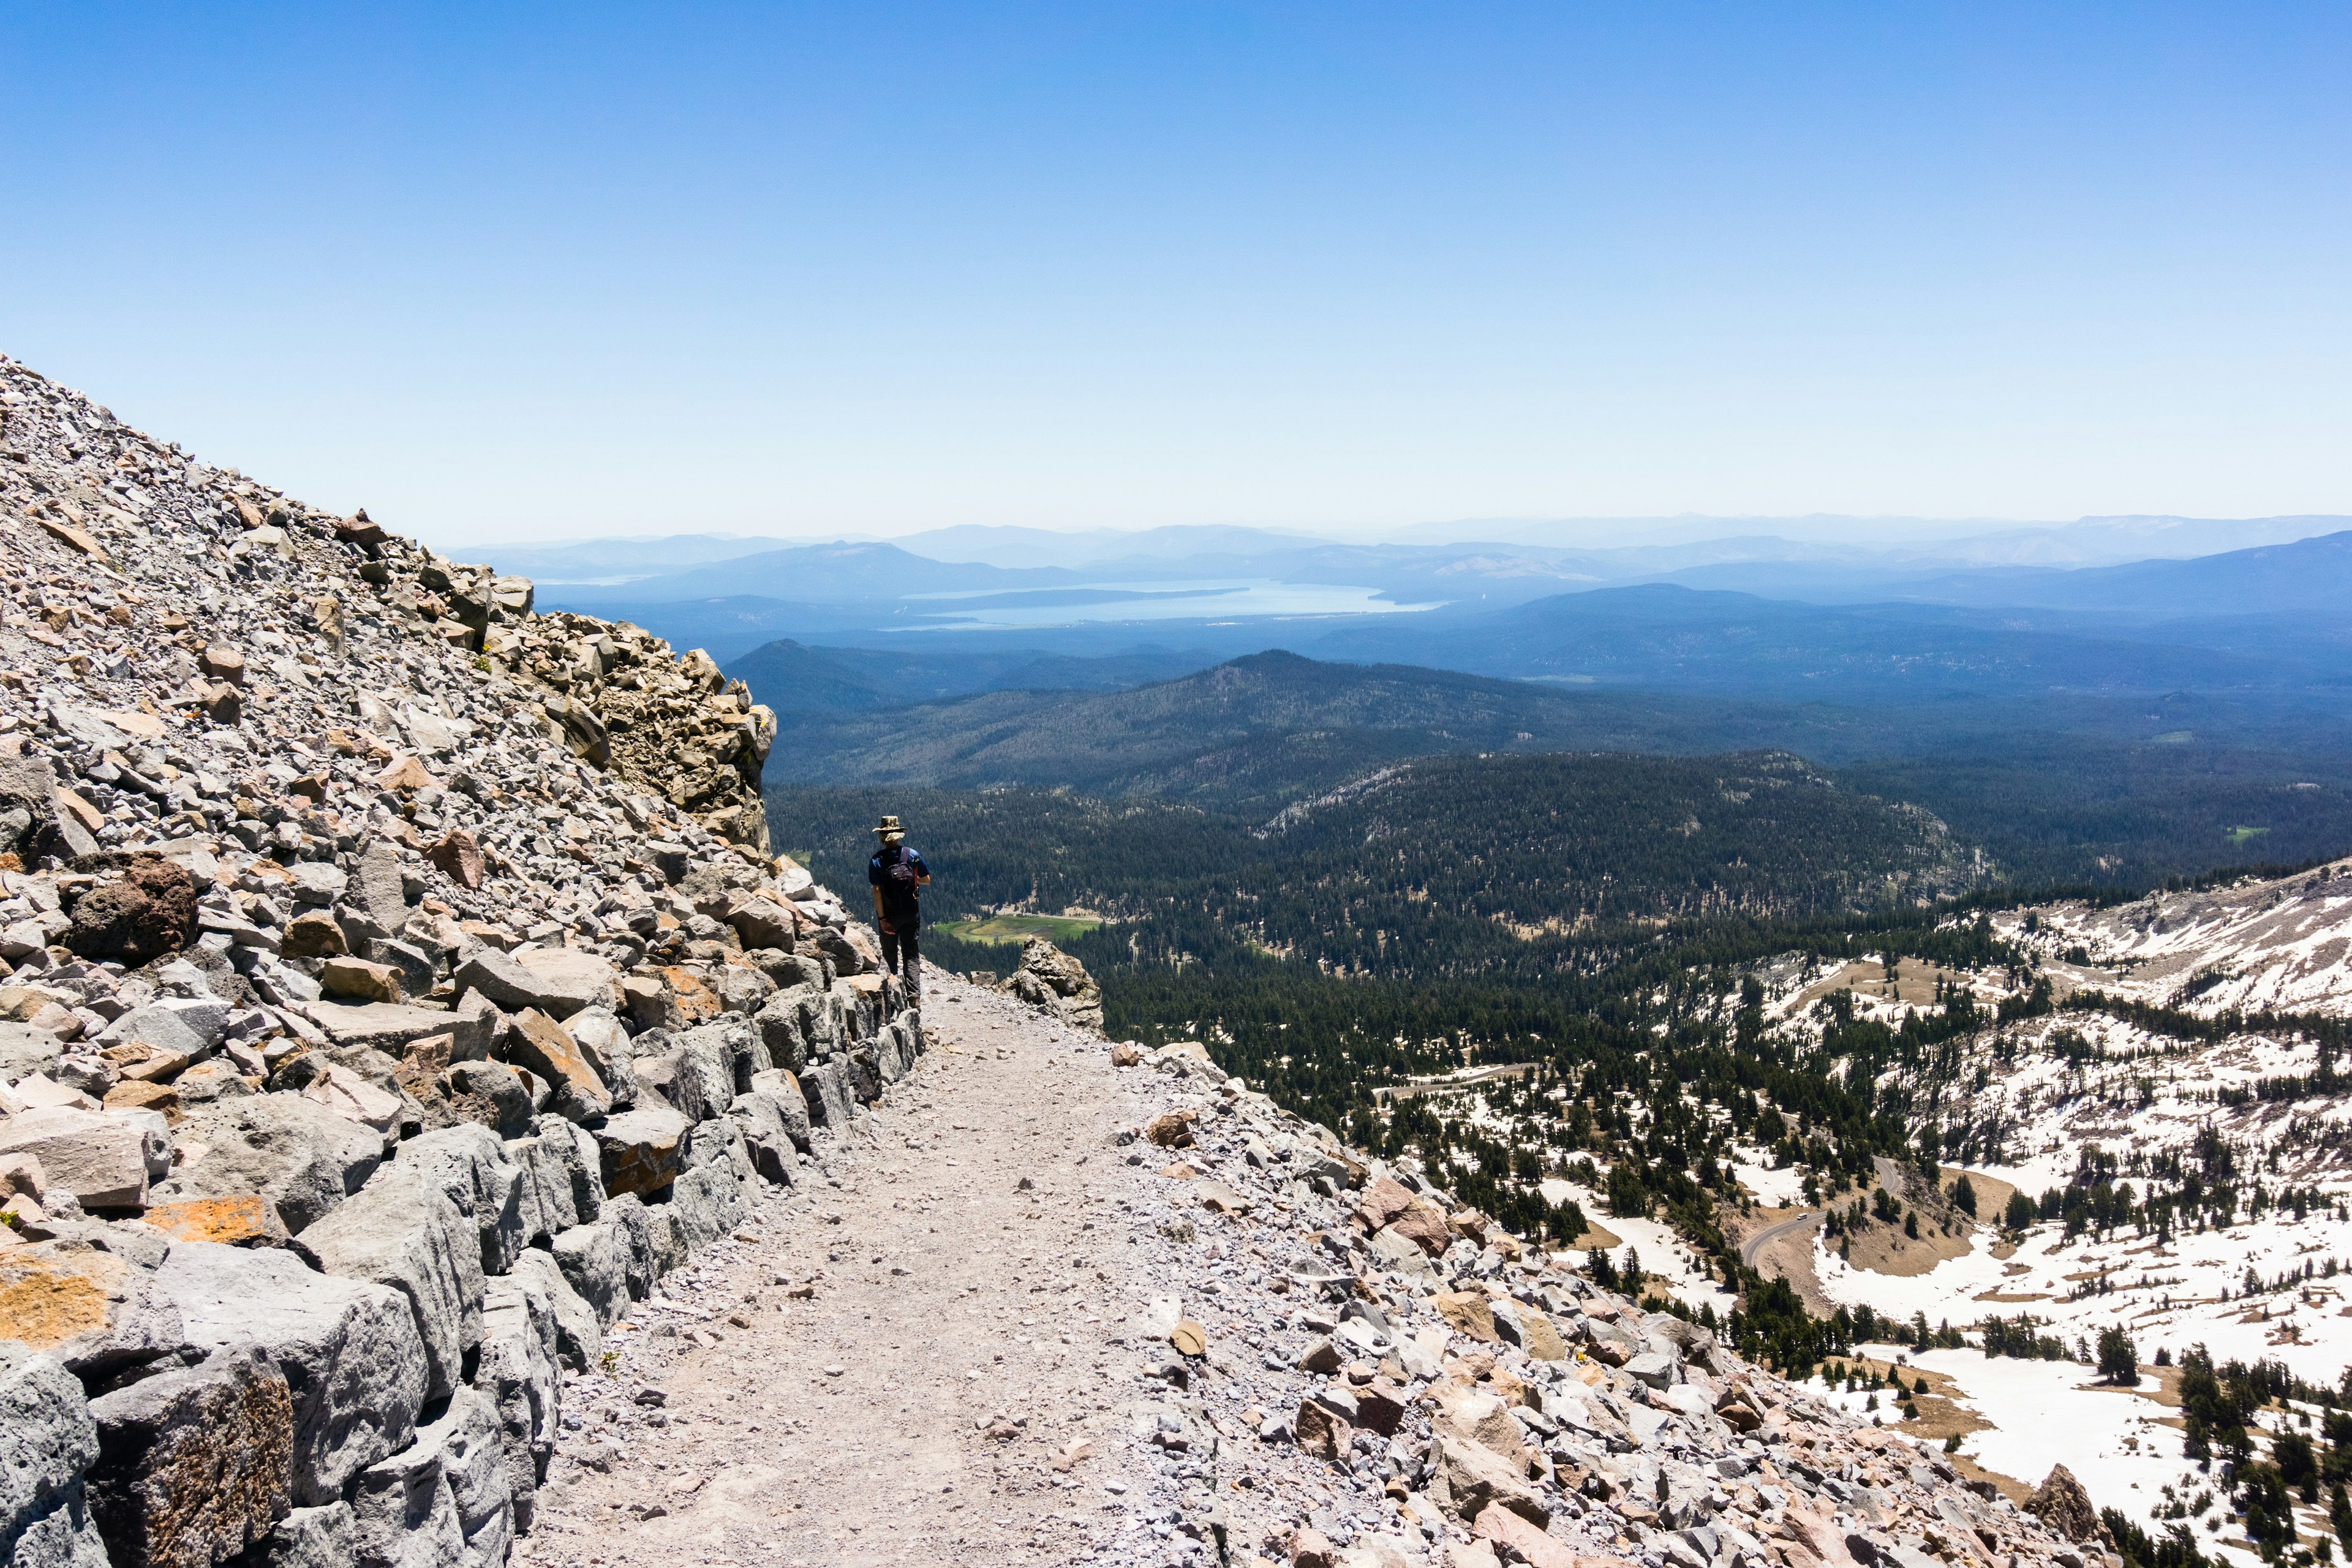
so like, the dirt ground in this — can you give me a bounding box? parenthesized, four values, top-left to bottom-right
(519, 972, 1156, 1568)
(1788, 957, 1973, 1012)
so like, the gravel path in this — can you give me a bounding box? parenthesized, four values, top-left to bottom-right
(524, 972, 1156, 1567)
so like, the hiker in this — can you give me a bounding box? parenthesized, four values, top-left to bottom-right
(867, 813, 930, 1006)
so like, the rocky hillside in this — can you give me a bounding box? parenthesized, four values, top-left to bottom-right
(0, 356, 2108, 1568)
(0, 354, 916, 1568)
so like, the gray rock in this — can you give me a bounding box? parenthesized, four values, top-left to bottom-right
(800, 1059, 856, 1132)
(232, 1502, 354, 1568)
(472, 1284, 557, 1532)
(751, 984, 837, 1073)
(747, 1068, 812, 1152)
(714, 963, 773, 1017)
(664, 1161, 748, 1254)
(0, 1020, 66, 1086)
(94, 1006, 210, 1059)
(86, 1343, 293, 1568)
(361, 940, 437, 1005)
(448, 950, 546, 1019)
(560, 1006, 636, 1111)
(0, 1107, 153, 1209)
(350, 842, 410, 937)
(550, 1219, 630, 1329)
(0, 1240, 188, 1378)
(600, 1191, 679, 1299)
(447, 992, 502, 1065)
(0, 1344, 109, 1568)
(381, 1126, 529, 1276)
(498, 1009, 609, 1125)
(453, 946, 614, 1024)
(632, 1026, 734, 1124)
(497, 1133, 578, 1249)
(154, 1096, 383, 1235)
(345, 1427, 462, 1568)
(440, 1060, 530, 1139)
(503, 1251, 598, 1372)
(728, 1090, 798, 1186)
(539, 1116, 604, 1224)
(287, 864, 349, 908)
(412, 1389, 510, 1568)
(297, 1167, 483, 1404)
(157, 1241, 427, 1506)
(307, 1002, 488, 1060)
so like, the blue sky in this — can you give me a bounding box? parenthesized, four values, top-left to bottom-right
(3, 4, 2346, 546)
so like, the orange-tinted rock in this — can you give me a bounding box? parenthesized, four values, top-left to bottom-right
(141, 1195, 289, 1248)
(426, 829, 484, 890)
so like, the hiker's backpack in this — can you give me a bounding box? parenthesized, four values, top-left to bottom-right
(882, 850, 921, 896)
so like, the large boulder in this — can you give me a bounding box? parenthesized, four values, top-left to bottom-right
(156, 1242, 427, 1507)
(231, 1503, 352, 1568)
(747, 1068, 812, 1152)
(388, 1126, 529, 1276)
(295, 1167, 483, 1404)
(634, 1020, 749, 1123)
(153, 1097, 382, 1235)
(64, 858, 197, 967)
(448, 950, 550, 1019)
(723, 896, 797, 952)
(0, 1020, 66, 1087)
(0, 1240, 188, 1379)
(550, 1220, 630, 1329)
(85, 1343, 294, 1568)
(665, 1161, 749, 1254)
(590, 1104, 687, 1199)
(600, 1192, 679, 1301)
(0, 1343, 109, 1568)
(509, 947, 617, 1020)
(344, 1423, 463, 1568)
(559, 1006, 636, 1111)
(728, 1089, 799, 1186)
(1002, 937, 1102, 1031)
(2027, 1464, 2118, 1550)
(472, 1284, 557, 1532)
(497, 1133, 578, 1251)
(538, 1117, 605, 1224)
(0, 1106, 157, 1208)
(498, 1009, 609, 1124)
(799, 1059, 856, 1132)
(307, 1002, 494, 1061)
(502, 1251, 598, 1373)
(751, 984, 837, 1073)
(410, 1389, 510, 1568)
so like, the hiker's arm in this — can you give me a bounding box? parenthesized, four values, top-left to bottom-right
(872, 886, 885, 920)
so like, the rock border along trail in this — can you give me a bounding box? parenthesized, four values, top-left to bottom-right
(535, 974, 1155, 1566)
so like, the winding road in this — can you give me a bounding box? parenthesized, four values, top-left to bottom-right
(1740, 1207, 1822, 1268)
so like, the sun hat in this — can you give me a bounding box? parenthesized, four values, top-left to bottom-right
(872, 815, 903, 840)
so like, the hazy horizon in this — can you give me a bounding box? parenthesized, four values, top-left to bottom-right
(7, 4, 2346, 545)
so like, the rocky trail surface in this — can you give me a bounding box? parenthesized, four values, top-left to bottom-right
(531, 975, 1154, 1567)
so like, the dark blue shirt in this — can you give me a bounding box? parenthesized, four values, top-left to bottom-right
(867, 845, 929, 926)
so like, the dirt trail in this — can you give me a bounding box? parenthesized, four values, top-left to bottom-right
(524, 972, 1157, 1567)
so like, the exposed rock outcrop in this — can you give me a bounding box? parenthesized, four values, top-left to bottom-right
(1001, 935, 1103, 1030)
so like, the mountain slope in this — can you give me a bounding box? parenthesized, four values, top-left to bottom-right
(1315, 583, 2335, 703)
(757, 649, 1936, 812)
(777, 750, 1972, 991)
